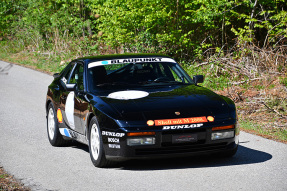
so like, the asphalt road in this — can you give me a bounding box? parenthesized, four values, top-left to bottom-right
(0, 60, 286, 191)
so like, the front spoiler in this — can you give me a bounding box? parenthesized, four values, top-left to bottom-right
(106, 141, 238, 161)
(102, 127, 239, 160)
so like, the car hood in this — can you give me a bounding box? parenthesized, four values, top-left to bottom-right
(95, 85, 233, 125)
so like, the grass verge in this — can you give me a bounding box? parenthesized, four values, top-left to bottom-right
(0, 166, 30, 191)
(239, 119, 287, 144)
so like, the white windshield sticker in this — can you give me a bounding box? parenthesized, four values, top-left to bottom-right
(88, 57, 176, 68)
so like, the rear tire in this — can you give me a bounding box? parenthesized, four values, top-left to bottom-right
(88, 116, 113, 167)
(47, 103, 69, 146)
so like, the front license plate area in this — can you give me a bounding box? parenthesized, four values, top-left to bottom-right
(172, 134, 197, 143)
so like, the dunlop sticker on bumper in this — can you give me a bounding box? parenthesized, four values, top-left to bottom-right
(102, 131, 125, 137)
(163, 123, 204, 130)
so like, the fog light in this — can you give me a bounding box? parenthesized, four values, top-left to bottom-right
(211, 131, 234, 140)
(127, 137, 155, 146)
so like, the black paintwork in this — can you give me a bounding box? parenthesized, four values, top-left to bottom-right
(46, 53, 239, 160)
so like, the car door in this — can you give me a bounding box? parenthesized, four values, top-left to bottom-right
(62, 62, 87, 134)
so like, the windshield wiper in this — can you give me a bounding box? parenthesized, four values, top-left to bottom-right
(96, 82, 135, 87)
(143, 80, 184, 85)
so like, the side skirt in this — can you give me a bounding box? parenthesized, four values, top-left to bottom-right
(59, 128, 88, 145)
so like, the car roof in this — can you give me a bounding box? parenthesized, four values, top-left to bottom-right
(72, 53, 173, 65)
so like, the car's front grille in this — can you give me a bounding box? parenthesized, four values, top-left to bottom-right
(161, 128, 206, 135)
(135, 142, 227, 155)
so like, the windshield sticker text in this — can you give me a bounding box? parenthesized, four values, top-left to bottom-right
(111, 58, 161, 64)
(88, 57, 176, 68)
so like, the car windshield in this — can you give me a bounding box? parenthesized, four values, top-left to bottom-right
(87, 60, 193, 91)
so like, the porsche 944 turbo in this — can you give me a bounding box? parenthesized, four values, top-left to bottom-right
(46, 54, 239, 167)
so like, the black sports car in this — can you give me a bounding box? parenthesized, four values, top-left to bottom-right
(46, 53, 239, 167)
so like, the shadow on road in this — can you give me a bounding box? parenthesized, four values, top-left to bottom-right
(118, 145, 272, 171)
(69, 142, 272, 171)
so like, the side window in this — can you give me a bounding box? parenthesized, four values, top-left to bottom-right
(68, 63, 84, 91)
(60, 63, 74, 85)
(64, 66, 73, 80)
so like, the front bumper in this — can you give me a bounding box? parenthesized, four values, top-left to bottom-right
(102, 125, 239, 160)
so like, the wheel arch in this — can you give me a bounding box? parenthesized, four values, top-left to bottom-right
(86, 112, 95, 140)
(46, 99, 53, 114)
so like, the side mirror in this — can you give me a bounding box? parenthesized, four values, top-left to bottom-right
(66, 83, 76, 91)
(193, 75, 204, 85)
(53, 73, 60, 78)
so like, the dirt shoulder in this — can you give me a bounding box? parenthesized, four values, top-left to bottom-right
(0, 166, 30, 191)
(216, 73, 287, 144)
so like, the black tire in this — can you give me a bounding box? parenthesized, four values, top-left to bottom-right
(88, 116, 112, 168)
(47, 103, 69, 146)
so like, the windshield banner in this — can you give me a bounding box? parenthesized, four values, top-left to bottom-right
(88, 57, 176, 68)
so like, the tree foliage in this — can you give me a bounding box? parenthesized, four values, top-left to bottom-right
(0, 0, 286, 61)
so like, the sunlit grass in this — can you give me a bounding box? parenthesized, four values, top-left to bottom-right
(239, 119, 287, 143)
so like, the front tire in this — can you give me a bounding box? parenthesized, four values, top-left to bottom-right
(47, 103, 69, 146)
(88, 116, 112, 168)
